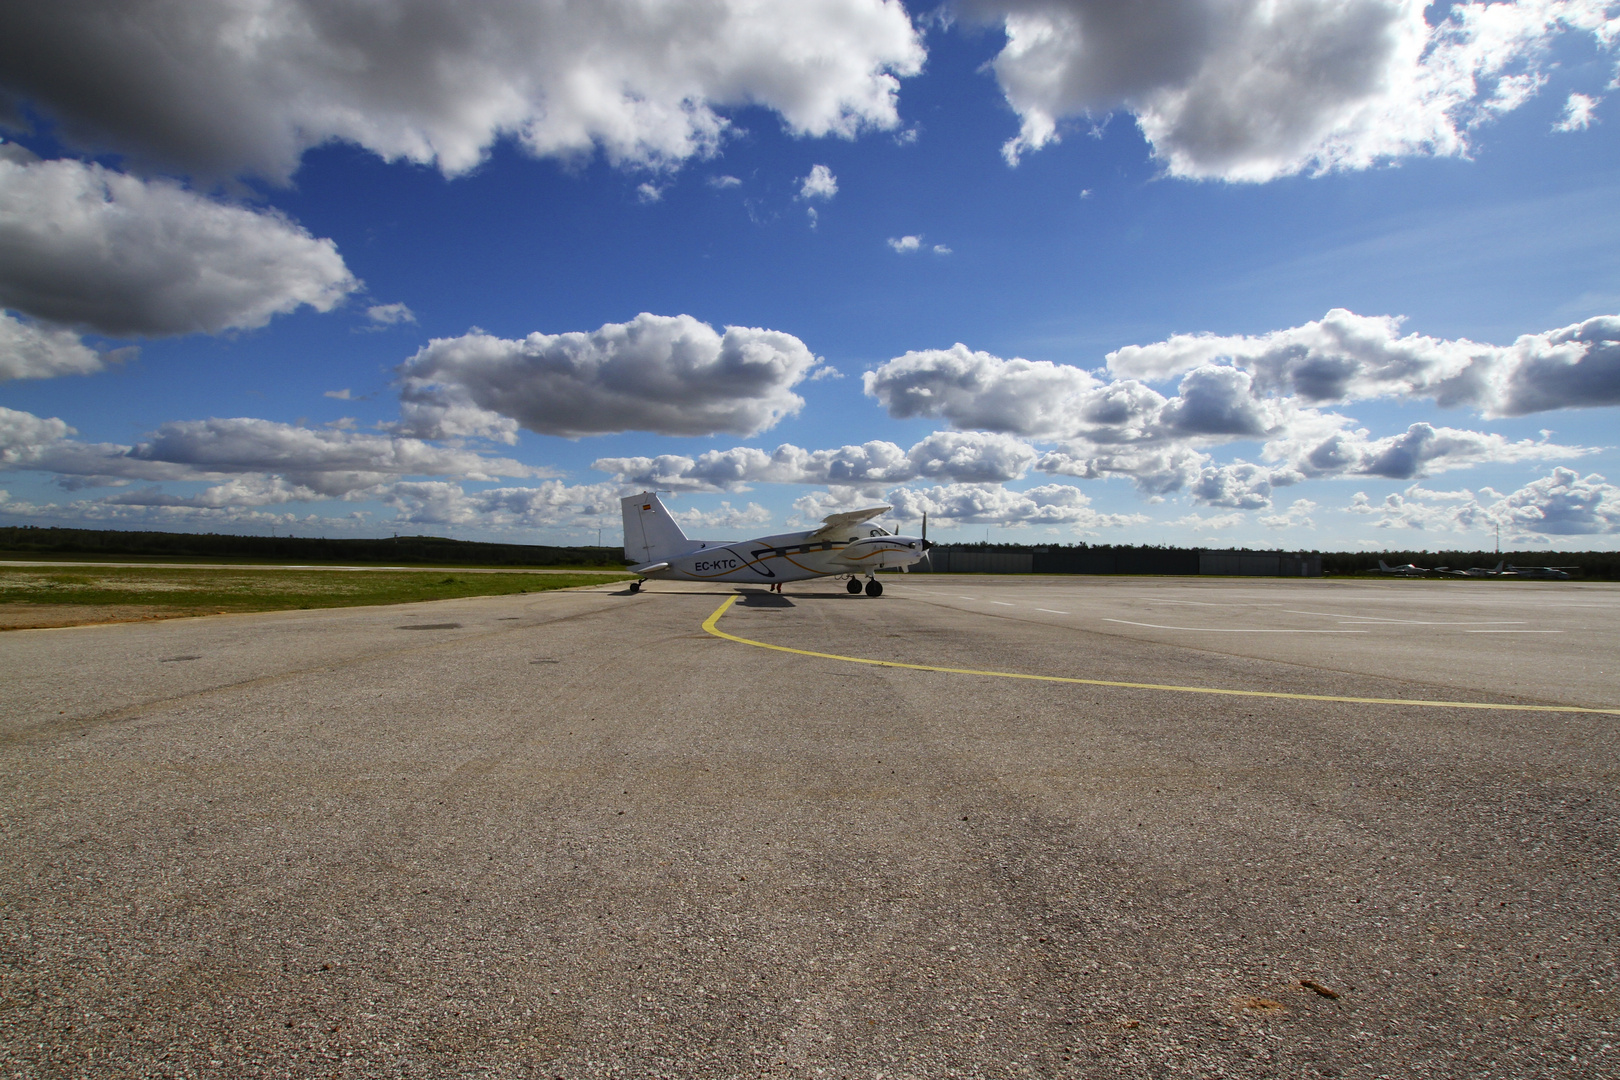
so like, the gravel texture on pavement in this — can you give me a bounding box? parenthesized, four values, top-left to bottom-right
(2, 577, 1616, 1078)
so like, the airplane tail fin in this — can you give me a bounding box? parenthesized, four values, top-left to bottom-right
(1379, 560, 1392, 572)
(622, 492, 694, 566)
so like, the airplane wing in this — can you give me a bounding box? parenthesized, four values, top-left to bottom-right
(809, 505, 892, 539)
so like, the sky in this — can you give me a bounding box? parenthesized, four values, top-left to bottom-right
(2, 0, 1619, 552)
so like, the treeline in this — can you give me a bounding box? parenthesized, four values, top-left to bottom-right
(939, 541, 1619, 579)
(1318, 549, 1620, 580)
(3, 527, 1615, 577)
(0, 526, 628, 567)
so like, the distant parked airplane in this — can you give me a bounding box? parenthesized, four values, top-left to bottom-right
(1437, 561, 1506, 577)
(620, 492, 932, 596)
(1377, 560, 1431, 577)
(1504, 564, 1576, 579)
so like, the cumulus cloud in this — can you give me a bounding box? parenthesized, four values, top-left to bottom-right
(397, 313, 822, 440)
(1166, 511, 1245, 533)
(884, 482, 1150, 529)
(787, 481, 1144, 531)
(0, 407, 541, 499)
(592, 430, 1040, 494)
(383, 480, 620, 528)
(0, 156, 357, 339)
(1554, 91, 1601, 131)
(671, 500, 774, 531)
(1348, 467, 1620, 536)
(1258, 498, 1319, 530)
(872, 310, 1604, 509)
(0, 311, 121, 380)
(1106, 308, 1620, 417)
(969, 0, 1620, 181)
(888, 234, 923, 252)
(799, 165, 839, 200)
(366, 302, 416, 326)
(0, 488, 346, 532)
(0, 0, 924, 183)
(865, 343, 1104, 436)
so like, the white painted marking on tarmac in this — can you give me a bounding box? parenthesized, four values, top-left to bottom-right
(1284, 609, 1526, 626)
(1037, 608, 1069, 615)
(991, 601, 1015, 606)
(1105, 619, 1367, 634)
(1138, 598, 1231, 606)
(1466, 629, 1564, 634)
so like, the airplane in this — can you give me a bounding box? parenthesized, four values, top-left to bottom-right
(620, 492, 933, 596)
(1505, 564, 1577, 579)
(1436, 561, 1506, 577)
(1377, 559, 1431, 577)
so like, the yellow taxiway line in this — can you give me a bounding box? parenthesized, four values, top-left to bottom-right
(702, 594, 1620, 717)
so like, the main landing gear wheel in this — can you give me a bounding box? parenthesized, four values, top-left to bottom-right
(864, 579, 883, 597)
(846, 578, 862, 594)
(629, 580, 642, 593)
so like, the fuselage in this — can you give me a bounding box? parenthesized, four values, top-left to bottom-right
(639, 524, 928, 584)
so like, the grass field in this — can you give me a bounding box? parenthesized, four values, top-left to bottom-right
(0, 565, 633, 629)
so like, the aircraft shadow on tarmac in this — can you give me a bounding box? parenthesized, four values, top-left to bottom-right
(736, 591, 795, 608)
(611, 585, 871, 602)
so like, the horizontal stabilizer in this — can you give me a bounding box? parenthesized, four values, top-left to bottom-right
(631, 561, 670, 575)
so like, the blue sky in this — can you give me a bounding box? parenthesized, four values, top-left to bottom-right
(2, 0, 1619, 550)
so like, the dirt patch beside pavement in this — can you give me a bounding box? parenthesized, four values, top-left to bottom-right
(0, 603, 211, 630)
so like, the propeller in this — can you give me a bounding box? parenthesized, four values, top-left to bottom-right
(920, 512, 934, 567)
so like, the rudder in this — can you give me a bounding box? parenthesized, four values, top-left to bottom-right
(621, 492, 696, 565)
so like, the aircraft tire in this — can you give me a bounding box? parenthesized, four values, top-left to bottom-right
(846, 579, 862, 594)
(629, 580, 641, 593)
(865, 579, 883, 597)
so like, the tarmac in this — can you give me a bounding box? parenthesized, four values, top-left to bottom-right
(2, 575, 1617, 1078)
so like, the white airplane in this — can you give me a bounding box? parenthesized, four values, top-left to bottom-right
(620, 492, 933, 596)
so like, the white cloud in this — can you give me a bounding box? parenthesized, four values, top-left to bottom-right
(708, 175, 743, 188)
(888, 234, 923, 252)
(0, 1, 924, 183)
(870, 315, 1601, 510)
(1348, 467, 1620, 536)
(0, 407, 542, 500)
(1554, 90, 1601, 130)
(0, 311, 121, 381)
(323, 389, 353, 400)
(671, 500, 774, 531)
(383, 480, 620, 528)
(397, 313, 823, 439)
(0, 156, 357, 338)
(366, 302, 416, 326)
(972, 0, 1620, 181)
(1258, 498, 1319, 530)
(883, 482, 1149, 530)
(1279, 421, 1584, 481)
(932, 244, 952, 255)
(799, 164, 839, 200)
(592, 430, 1040, 494)
(637, 182, 665, 203)
(0, 489, 344, 532)
(1167, 511, 1246, 533)
(1106, 308, 1620, 417)
(864, 343, 1105, 436)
